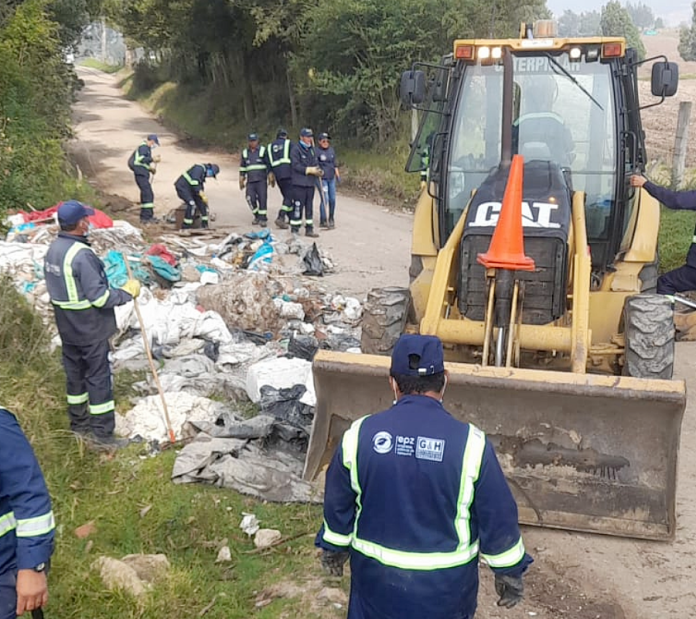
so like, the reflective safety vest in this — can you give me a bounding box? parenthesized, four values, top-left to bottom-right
(268, 139, 291, 167)
(241, 146, 268, 183)
(0, 408, 55, 574)
(133, 141, 152, 169)
(50, 243, 107, 311)
(183, 164, 206, 187)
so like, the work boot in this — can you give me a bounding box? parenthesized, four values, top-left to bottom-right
(291, 227, 300, 236)
(305, 228, 319, 238)
(275, 217, 289, 230)
(87, 434, 131, 452)
(252, 217, 261, 226)
(320, 220, 329, 229)
(329, 218, 335, 229)
(259, 219, 268, 228)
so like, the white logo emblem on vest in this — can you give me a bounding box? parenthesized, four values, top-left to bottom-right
(372, 431, 393, 454)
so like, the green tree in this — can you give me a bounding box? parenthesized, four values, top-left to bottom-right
(679, 2, 696, 60)
(601, 0, 646, 59)
(626, 2, 655, 30)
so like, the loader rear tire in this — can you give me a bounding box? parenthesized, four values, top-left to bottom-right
(623, 294, 675, 379)
(360, 287, 410, 355)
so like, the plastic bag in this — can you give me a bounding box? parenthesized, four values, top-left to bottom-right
(146, 254, 182, 282)
(302, 243, 324, 276)
(248, 241, 274, 270)
(259, 385, 314, 432)
(288, 335, 319, 361)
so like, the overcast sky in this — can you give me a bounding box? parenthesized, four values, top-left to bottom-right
(547, 0, 693, 26)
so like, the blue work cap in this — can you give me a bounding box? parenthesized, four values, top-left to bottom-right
(300, 127, 313, 138)
(147, 134, 160, 146)
(318, 132, 330, 141)
(57, 200, 95, 225)
(277, 128, 288, 139)
(390, 334, 445, 377)
(247, 133, 259, 142)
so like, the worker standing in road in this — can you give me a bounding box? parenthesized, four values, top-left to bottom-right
(290, 127, 323, 237)
(127, 134, 160, 223)
(239, 133, 270, 227)
(174, 163, 220, 229)
(268, 129, 294, 229)
(631, 174, 696, 294)
(0, 407, 55, 619)
(44, 201, 140, 449)
(316, 334, 533, 619)
(316, 132, 340, 229)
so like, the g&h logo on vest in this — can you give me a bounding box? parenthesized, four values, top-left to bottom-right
(372, 431, 393, 454)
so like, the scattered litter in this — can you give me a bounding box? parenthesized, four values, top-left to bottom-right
(254, 529, 282, 549)
(74, 521, 97, 539)
(240, 513, 260, 537)
(303, 243, 324, 276)
(92, 553, 170, 598)
(215, 546, 232, 563)
(259, 385, 314, 435)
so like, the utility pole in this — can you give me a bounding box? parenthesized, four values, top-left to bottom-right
(671, 101, 692, 190)
(101, 17, 107, 63)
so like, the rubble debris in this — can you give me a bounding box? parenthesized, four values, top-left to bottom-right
(121, 553, 171, 582)
(74, 521, 97, 539)
(254, 529, 282, 549)
(92, 553, 170, 598)
(259, 385, 314, 436)
(215, 546, 232, 563)
(303, 243, 324, 276)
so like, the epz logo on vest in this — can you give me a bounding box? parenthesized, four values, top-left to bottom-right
(373, 432, 446, 461)
(469, 201, 562, 229)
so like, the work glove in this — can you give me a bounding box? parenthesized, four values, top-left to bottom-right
(121, 278, 141, 299)
(268, 172, 276, 187)
(495, 574, 524, 609)
(200, 191, 209, 205)
(320, 549, 349, 577)
(305, 166, 323, 177)
(239, 175, 246, 190)
(152, 154, 162, 163)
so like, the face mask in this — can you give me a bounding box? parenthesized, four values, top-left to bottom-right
(439, 375, 448, 403)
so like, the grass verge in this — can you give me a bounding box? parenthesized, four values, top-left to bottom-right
(79, 58, 124, 74)
(0, 279, 342, 618)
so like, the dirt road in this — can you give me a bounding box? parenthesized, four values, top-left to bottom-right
(69, 66, 696, 618)
(69, 67, 411, 297)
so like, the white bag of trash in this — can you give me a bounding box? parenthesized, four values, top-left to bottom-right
(245, 357, 316, 407)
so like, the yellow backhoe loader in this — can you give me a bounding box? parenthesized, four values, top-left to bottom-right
(304, 22, 687, 541)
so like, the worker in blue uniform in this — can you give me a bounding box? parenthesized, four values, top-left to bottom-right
(268, 129, 293, 229)
(174, 163, 220, 229)
(316, 132, 341, 229)
(316, 334, 533, 619)
(44, 201, 140, 448)
(0, 407, 55, 619)
(631, 174, 696, 294)
(239, 133, 271, 227)
(290, 128, 323, 237)
(127, 134, 160, 223)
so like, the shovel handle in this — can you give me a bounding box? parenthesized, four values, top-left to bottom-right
(124, 256, 177, 444)
(32, 610, 44, 619)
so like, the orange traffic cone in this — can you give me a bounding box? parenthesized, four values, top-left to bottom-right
(477, 155, 535, 271)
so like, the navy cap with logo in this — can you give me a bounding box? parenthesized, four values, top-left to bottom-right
(390, 334, 445, 377)
(277, 128, 288, 139)
(318, 132, 330, 141)
(147, 133, 160, 146)
(300, 127, 314, 138)
(57, 200, 95, 225)
(247, 133, 259, 142)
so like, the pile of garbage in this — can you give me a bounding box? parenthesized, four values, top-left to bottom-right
(1, 205, 365, 503)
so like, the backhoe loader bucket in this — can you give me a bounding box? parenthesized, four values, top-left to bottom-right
(304, 351, 686, 541)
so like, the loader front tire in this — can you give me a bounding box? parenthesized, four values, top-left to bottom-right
(360, 287, 410, 355)
(623, 294, 675, 379)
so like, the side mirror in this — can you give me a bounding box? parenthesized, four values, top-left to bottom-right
(400, 70, 426, 107)
(651, 61, 678, 97)
(432, 72, 447, 102)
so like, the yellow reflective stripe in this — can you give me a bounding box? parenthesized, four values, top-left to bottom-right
(183, 171, 199, 186)
(16, 511, 55, 538)
(341, 416, 368, 540)
(63, 243, 91, 306)
(141, 203, 154, 209)
(692, 235, 696, 243)
(322, 520, 352, 547)
(352, 537, 479, 570)
(67, 393, 89, 405)
(91, 289, 110, 308)
(133, 142, 149, 167)
(242, 147, 268, 171)
(270, 140, 291, 166)
(0, 512, 17, 537)
(52, 299, 92, 310)
(481, 537, 526, 568)
(89, 401, 115, 415)
(455, 424, 486, 550)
